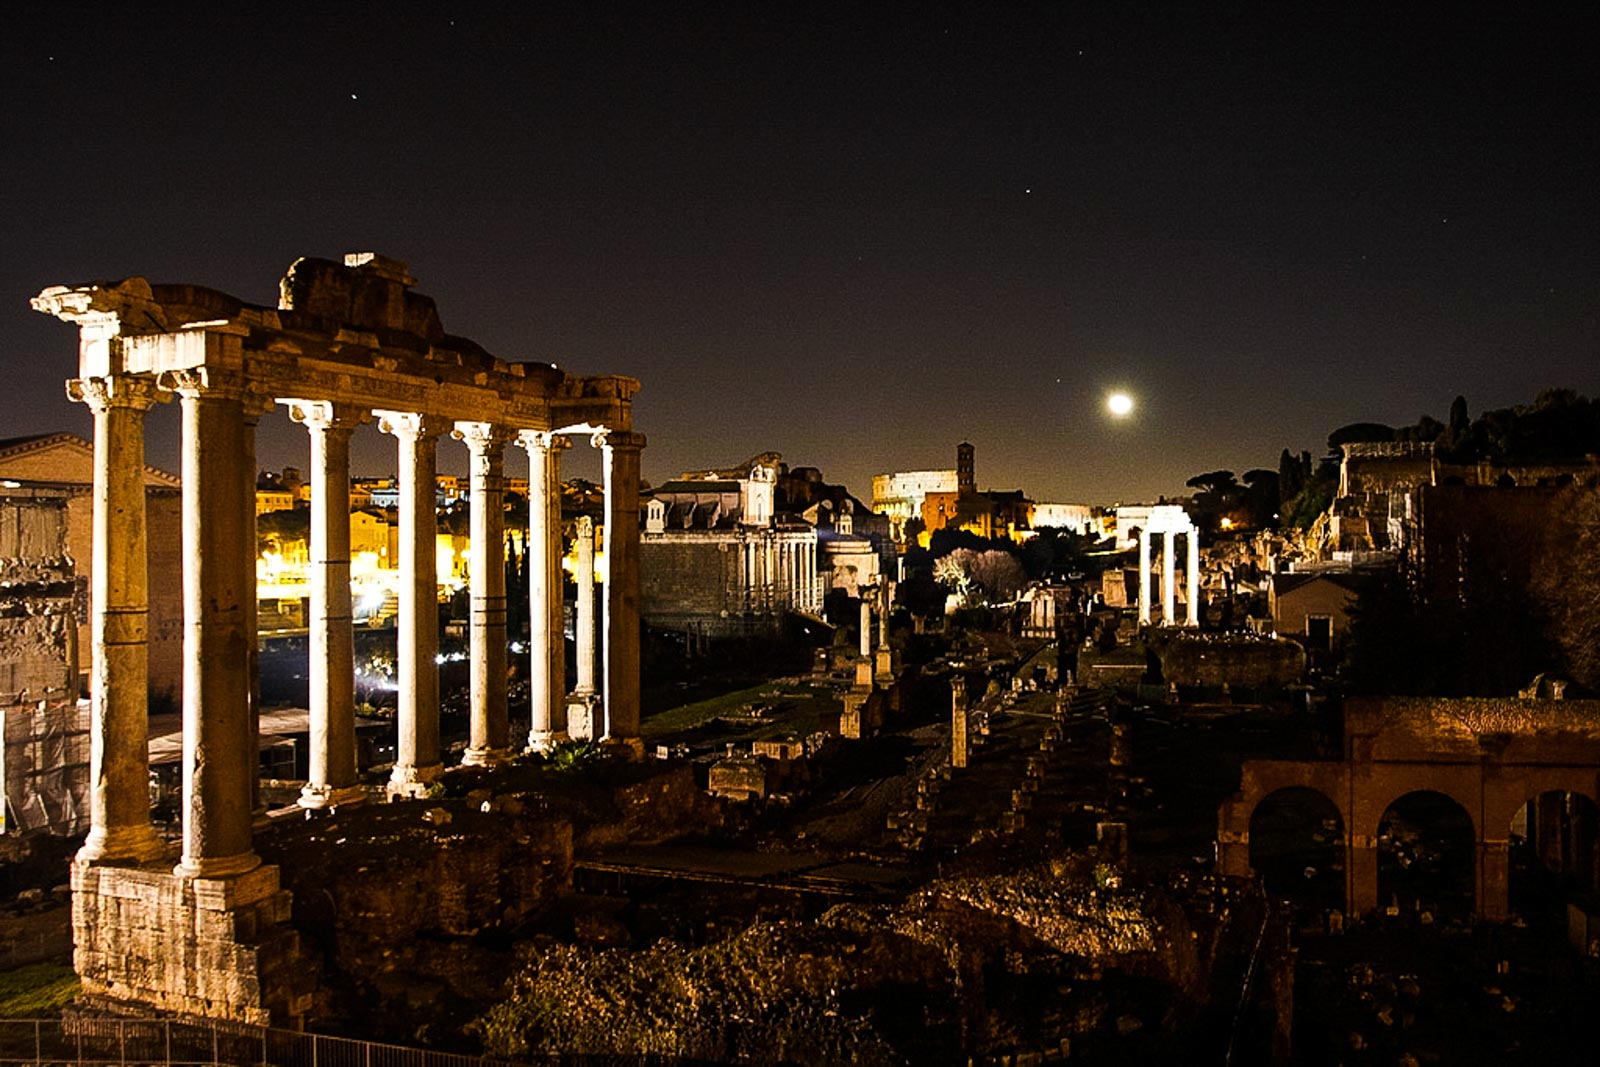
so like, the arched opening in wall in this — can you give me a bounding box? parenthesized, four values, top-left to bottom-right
(1509, 791, 1600, 928)
(1248, 787, 1344, 920)
(1376, 791, 1475, 923)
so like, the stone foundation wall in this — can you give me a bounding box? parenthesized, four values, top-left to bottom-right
(71, 863, 313, 1027)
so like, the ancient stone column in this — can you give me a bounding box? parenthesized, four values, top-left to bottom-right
(878, 580, 893, 652)
(1186, 529, 1200, 627)
(572, 516, 598, 694)
(242, 396, 270, 815)
(600, 430, 645, 750)
(67, 375, 165, 865)
(859, 595, 873, 657)
(521, 431, 569, 751)
(950, 675, 968, 769)
(170, 370, 259, 879)
(379, 412, 446, 797)
(457, 422, 513, 765)
(1162, 529, 1176, 625)
(1137, 528, 1152, 626)
(289, 401, 365, 809)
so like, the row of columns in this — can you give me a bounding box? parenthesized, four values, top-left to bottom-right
(70, 370, 644, 880)
(738, 531, 824, 613)
(1136, 526, 1201, 627)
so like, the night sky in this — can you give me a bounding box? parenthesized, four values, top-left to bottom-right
(2, 8, 1594, 504)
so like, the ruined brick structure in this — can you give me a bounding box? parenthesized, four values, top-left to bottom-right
(0, 486, 88, 836)
(1217, 695, 1600, 920)
(0, 433, 183, 704)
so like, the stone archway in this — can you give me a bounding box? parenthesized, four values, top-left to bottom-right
(1509, 790, 1600, 925)
(1376, 790, 1476, 922)
(1248, 786, 1345, 917)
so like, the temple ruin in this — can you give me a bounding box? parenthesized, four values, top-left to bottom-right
(31, 253, 643, 1025)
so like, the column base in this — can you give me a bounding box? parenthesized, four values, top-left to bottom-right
(526, 730, 571, 754)
(298, 783, 367, 810)
(385, 763, 444, 800)
(172, 850, 262, 881)
(74, 860, 314, 1028)
(460, 745, 513, 768)
(565, 692, 601, 741)
(77, 823, 167, 866)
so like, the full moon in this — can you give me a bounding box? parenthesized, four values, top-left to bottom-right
(1107, 392, 1134, 417)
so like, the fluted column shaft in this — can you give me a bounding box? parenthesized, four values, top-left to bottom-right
(1162, 529, 1176, 625)
(69, 375, 164, 865)
(1137, 529, 1152, 625)
(381, 412, 446, 795)
(458, 422, 512, 765)
(172, 374, 258, 878)
(1186, 531, 1201, 627)
(859, 595, 873, 657)
(291, 401, 364, 809)
(601, 431, 645, 748)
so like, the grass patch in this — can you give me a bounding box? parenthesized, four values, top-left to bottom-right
(643, 681, 839, 740)
(0, 963, 79, 1018)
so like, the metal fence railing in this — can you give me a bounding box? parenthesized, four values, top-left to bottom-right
(0, 1018, 505, 1067)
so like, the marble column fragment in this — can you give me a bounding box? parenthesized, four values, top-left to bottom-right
(600, 430, 645, 750)
(290, 401, 366, 809)
(169, 370, 259, 879)
(457, 422, 513, 765)
(68, 374, 165, 865)
(379, 412, 447, 796)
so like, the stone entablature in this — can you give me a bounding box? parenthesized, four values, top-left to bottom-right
(33, 253, 645, 1027)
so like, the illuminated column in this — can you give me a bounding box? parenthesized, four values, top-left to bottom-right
(572, 516, 598, 697)
(1162, 529, 1176, 625)
(169, 369, 258, 879)
(67, 375, 165, 865)
(859, 595, 873, 658)
(600, 430, 645, 750)
(242, 396, 269, 814)
(379, 412, 446, 797)
(289, 401, 365, 809)
(766, 537, 777, 608)
(1186, 529, 1201, 627)
(456, 422, 513, 765)
(521, 431, 568, 751)
(878, 580, 893, 652)
(1137, 529, 1152, 626)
